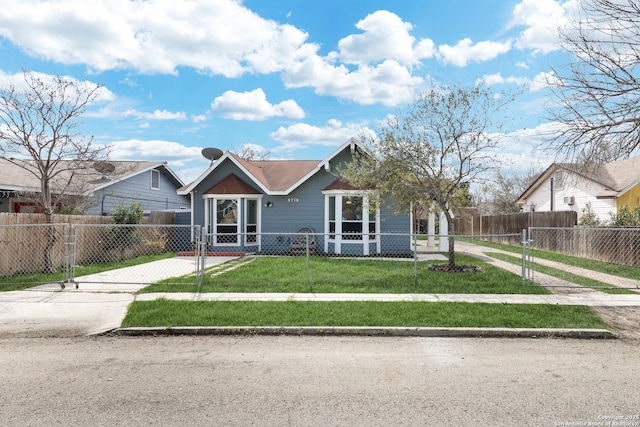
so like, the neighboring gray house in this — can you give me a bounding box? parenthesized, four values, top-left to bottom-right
(178, 139, 412, 256)
(0, 158, 189, 215)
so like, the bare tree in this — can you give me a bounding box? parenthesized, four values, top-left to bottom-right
(0, 70, 106, 272)
(342, 83, 516, 270)
(547, 0, 640, 162)
(486, 169, 540, 214)
(237, 144, 270, 161)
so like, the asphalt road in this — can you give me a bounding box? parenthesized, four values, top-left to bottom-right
(1, 335, 638, 426)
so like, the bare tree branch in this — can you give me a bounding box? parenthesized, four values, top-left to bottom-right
(547, 0, 640, 162)
(0, 70, 107, 272)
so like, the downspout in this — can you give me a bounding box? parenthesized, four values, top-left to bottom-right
(190, 191, 195, 242)
(550, 177, 555, 211)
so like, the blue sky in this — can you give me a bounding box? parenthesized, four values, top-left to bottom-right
(0, 0, 574, 183)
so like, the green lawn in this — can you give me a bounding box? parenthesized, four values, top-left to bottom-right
(139, 254, 550, 295)
(121, 299, 608, 329)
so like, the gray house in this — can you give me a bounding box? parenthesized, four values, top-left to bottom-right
(178, 139, 412, 256)
(0, 158, 189, 215)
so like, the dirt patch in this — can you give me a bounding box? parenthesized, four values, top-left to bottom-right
(428, 264, 484, 273)
(592, 306, 640, 341)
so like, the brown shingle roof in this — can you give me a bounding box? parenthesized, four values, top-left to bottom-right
(229, 153, 318, 192)
(557, 156, 640, 191)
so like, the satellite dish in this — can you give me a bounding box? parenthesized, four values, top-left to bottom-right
(201, 147, 223, 163)
(93, 161, 116, 174)
(89, 161, 116, 184)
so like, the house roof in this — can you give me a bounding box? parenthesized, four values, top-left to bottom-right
(0, 157, 184, 195)
(517, 156, 640, 203)
(229, 154, 319, 192)
(179, 138, 365, 196)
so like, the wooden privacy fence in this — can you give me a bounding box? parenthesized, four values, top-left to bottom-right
(529, 227, 640, 267)
(0, 212, 179, 277)
(453, 211, 578, 238)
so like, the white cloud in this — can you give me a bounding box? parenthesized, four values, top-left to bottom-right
(438, 38, 512, 67)
(106, 138, 214, 182)
(123, 109, 187, 121)
(335, 10, 436, 65)
(192, 114, 207, 123)
(108, 139, 203, 161)
(529, 71, 559, 91)
(283, 57, 423, 106)
(210, 88, 305, 121)
(0, 4, 432, 107)
(477, 73, 530, 87)
(269, 119, 375, 153)
(477, 71, 558, 92)
(0, 0, 313, 77)
(509, 0, 570, 54)
(0, 70, 115, 102)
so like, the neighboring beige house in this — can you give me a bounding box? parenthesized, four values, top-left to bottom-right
(517, 157, 640, 223)
(0, 157, 189, 215)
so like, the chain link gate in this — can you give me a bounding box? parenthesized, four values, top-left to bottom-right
(0, 223, 71, 287)
(65, 224, 203, 287)
(521, 228, 535, 286)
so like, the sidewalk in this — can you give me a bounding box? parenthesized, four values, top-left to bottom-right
(136, 291, 640, 307)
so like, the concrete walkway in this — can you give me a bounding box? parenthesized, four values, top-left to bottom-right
(1, 247, 638, 338)
(136, 291, 640, 307)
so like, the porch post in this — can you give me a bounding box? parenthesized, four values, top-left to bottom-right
(428, 202, 436, 248)
(335, 195, 342, 255)
(439, 209, 449, 252)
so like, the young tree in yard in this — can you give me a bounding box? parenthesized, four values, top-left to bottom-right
(342, 83, 516, 270)
(547, 0, 640, 162)
(0, 70, 107, 272)
(105, 203, 145, 261)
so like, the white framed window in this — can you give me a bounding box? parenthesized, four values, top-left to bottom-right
(204, 195, 262, 247)
(244, 198, 260, 246)
(151, 169, 160, 190)
(324, 191, 379, 255)
(215, 198, 239, 245)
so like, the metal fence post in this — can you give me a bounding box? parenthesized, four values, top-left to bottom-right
(305, 233, 311, 287)
(413, 232, 418, 285)
(521, 228, 527, 286)
(194, 226, 205, 287)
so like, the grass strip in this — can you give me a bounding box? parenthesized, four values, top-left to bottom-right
(121, 299, 608, 329)
(0, 252, 177, 291)
(140, 254, 549, 295)
(460, 238, 640, 281)
(486, 252, 636, 294)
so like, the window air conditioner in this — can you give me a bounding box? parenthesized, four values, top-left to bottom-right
(563, 196, 575, 205)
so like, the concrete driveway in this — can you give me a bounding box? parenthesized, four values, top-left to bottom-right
(0, 256, 237, 337)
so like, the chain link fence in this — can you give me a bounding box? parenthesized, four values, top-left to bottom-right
(0, 223, 202, 287)
(0, 223, 71, 279)
(5, 224, 634, 290)
(529, 227, 640, 268)
(201, 231, 415, 258)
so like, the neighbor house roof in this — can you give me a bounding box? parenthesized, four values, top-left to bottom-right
(0, 157, 184, 195)
(517, 156, 640, 203)
(179, 138, 366, 196)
